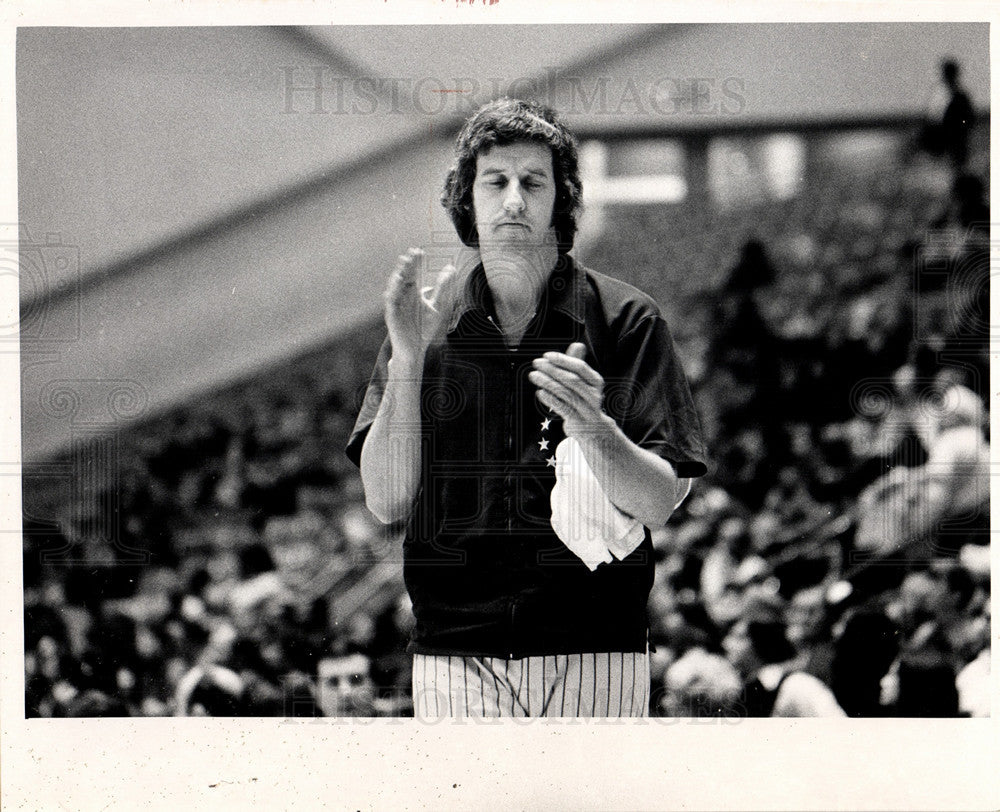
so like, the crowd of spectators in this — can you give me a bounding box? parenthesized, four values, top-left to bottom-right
(591, 113, 990, 719)
(23, 115, 990, 719)
(24, 328, 416, 718)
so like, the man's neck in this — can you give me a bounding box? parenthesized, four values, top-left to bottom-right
(480, 244, 558, 341)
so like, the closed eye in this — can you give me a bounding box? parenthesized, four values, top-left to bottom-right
(484, 176, 547, 190)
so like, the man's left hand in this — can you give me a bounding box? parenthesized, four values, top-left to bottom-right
(529, 342, 613, 438)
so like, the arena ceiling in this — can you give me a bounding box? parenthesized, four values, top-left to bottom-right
(15, 23, 989, 461)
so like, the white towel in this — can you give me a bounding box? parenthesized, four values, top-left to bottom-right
(549, 437, 645, 571)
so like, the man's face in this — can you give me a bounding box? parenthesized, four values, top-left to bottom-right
(471, 141, 557, 249)
(317, 654, 374, 717)
(786, 587, 826, 645)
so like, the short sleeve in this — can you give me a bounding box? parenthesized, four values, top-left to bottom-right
(608, 314, 708, 479)
(345, 336, 392, 468)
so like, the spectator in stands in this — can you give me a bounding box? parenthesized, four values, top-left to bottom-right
(317, 653, 376, 717)
(921, 58, 975, 170)
(707, 240, 784, 506)
(907, 560, 988, 668)
(889, 650, 960, 717)
(700, 516, 753, 628)
(830, 609, 899, 717)
(66, 689, 130, 718)
(956, 645, 990, 718)
(369, 592, 416, 711)
(932, 172, 990, 237)
(713, 427, 771, 511)
(784, 585, 836, 685)
(854, 366, 989, 558)
(25, 634, 75, 717)
(174, 664, 247, 716)
(931, 174, 991, 400)
(281, 671, 324, 718)
(919, 375, 989, 550)
(760, 465, 830, 541)
(651, 586, 719, 668)
(939, 59, 976, 170)
(886, 570, 938, 635)
(661, 648, 742, 718)
(723, 597, 844, 717)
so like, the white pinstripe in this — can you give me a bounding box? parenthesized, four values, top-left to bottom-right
(412, 651, 649, 718)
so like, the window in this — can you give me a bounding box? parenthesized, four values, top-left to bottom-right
(707, 133, 806, 207)
(579, 139, 687, 205)
(576, 139, 687, 251)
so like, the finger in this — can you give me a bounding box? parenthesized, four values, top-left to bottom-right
(566, 342, 587, 360)
(535, 388, 560, 414)
(436, 263, 460, 298)
(387, 249, 425, 300)
(394, 248, 424, 282)
(536, 388, 574, 421)
(529, 364, 601, 410)
(422, 264, 459, 313)
(533, 354, 604, 391)
(537, 350, 603, 388)
(529, 370, 590, 421)
(386, 272, 414, 306)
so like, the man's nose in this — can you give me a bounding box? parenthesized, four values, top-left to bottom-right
(503, 184, 525, 213)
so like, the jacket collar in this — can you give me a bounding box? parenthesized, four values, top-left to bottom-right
(446, 251, 585, 335)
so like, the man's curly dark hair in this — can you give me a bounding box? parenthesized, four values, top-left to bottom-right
(441, 98, 584, 253)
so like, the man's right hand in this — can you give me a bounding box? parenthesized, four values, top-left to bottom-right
(384, 247, 459, 365)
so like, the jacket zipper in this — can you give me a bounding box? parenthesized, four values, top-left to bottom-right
(488, 315, 516, 533)
(489, 314, 518, 657)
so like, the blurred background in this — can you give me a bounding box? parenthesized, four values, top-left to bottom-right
(17, 24, 990, 719)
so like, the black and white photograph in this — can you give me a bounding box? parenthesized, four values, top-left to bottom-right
(1, 3, 997, 810)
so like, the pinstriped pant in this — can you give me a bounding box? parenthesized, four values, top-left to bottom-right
(412, 651, 650, 718)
